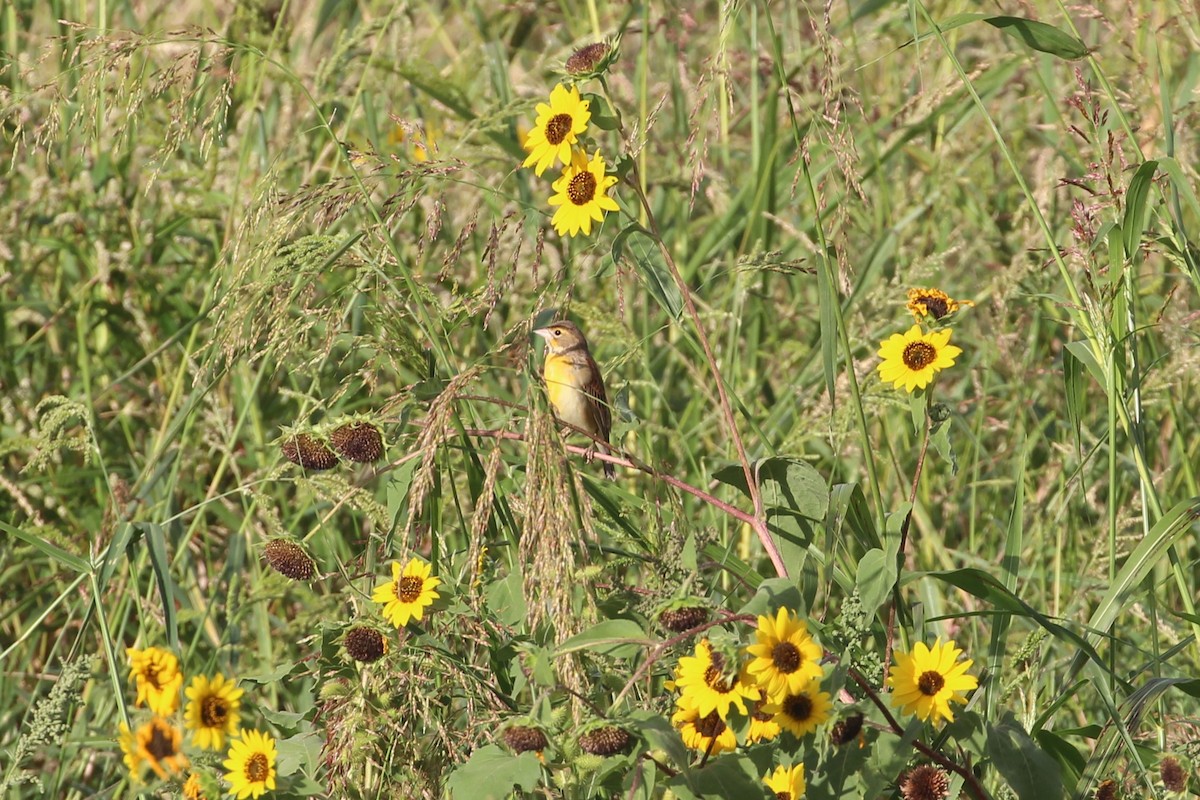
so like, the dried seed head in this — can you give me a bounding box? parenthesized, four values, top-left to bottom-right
(281, 433, 339, 470)
(329, 421, 384, 463)
(566, 43, 611, 75)
(344, 626, 387, 663)
(1094, 779, 1118, 800)
(578, 726, 632, 756)
(658, 605, 708, 632)
(1160, 757, 1186, 793)
(502, 725, 548, 754)
(899, 765, 950, 800)
(830, 712, 864, 746)
(263, 538, 317, 581)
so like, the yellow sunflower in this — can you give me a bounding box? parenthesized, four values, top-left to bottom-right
(907, 287, 973, 321)
(888, 638, 978, 724)
(119, 717, 188, 782)
(372, 558, 441, 629)
(876, 324, 962, 393)
(184, 673, 244, 751)
(745, 699, 782, 744)
(126, 646, 184, 716)
(764, 763, 806, 800)
(744, 606, 824, 701)
(671, 704, 737, 756)
(223, 728, 277, 800)
(523, 83, 591, 176)
(548, 149, 619, 237)
(768, 685, 833, 739)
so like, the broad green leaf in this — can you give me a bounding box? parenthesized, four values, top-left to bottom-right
(275, 731, 323, 777)
(827, 482, 880, 551)
(928, 414, 958, 475)
(855, 548, 895, 615)
(988, 713, 1065, 800)
(629, 710, 689, 771)
(485, 570, 527, 627)
(445, 745, 542, 800)
(713, 457, 828, 521)
(1063, 340, 1104, 386)
(984, 16, 1089, 60)
(738, 577, 806, 618)
(1122, 160, 1158, 259)
(612, 224, 684, 320)
(668, 752, 768, 799)
(555, 619, 651, 659)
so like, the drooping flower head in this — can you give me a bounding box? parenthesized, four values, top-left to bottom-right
(767, 684, 833, 739)
(548, 149, 619, 237)
(119, 717, 188, 782)
(372, 558, 441, 629)
(523, 83, 591, 176)
(223, 728, 277, 799)
(888, 638, 978, 724)
(126, 646, 184, 716)
(745, 606, 824, 700)
(745, 699, 782, 744)
(764, 762, 806, 800)
(184, 673, 244, 751)
(906, 287, 973, 322)
(671, 704, 737, 756)
(876, 324, 962, 393)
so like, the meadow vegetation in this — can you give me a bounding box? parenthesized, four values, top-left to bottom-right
(2, 1, 1199, 798)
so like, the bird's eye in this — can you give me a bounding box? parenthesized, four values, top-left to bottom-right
(553, 329, 561, 336)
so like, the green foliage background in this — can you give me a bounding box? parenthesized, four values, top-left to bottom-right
(2, 0, 1199, 798)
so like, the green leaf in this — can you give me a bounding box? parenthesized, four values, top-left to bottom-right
(445, 745, 542, 800)
(555, 619, 651, 660)
(816, 253, 837, 404)
(486, 570, 527, 627)
(1122, 160, 1158, 260)
(668, 753, 768, 799)
(714, 458, 829, 568)
(1066, 496, 1200, 683)
(827, 482, 880, 551)
(139, 523, 178, 650)
(582, 92, 620, 131)
(0, 520, 90, 573)
(855, 548, 895, 616)
(988, 714, 1065, 800)
(1063, 340, 1104, 386)
(612, 224, 684, 320)
(1062, 347, 1086, 453)
(275, 731, 323, 777)
(984, 16, 1089, 60)
(928, 414, 958, 475)
(1158, 157, 1200, 220)
(629, 710, 689, 772)
(738, 577, 807, 618)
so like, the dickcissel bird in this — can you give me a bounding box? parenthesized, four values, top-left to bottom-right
(533, 319, 615, 479)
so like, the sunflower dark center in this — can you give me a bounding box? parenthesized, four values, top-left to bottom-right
(397, 575, 424, 602)
(567, 171, 598, 205)
(917, 669, 945, 696)
(783, 693, 814, 721)
(201, 695, 229, 726)
(245, 752, 270, 782)
(145, 724, 176, 760)
(752, 701, 773, 722)
(545, 113, 573, 145)
(143, 664, 162, 688)
(703, 665, 731, 693)
(771, 641, 801, 673)
(695, 711, 726, 738)
(776, 793, 792, 800)
(902, 341, 937, 370)
(923, 297, 949, 318)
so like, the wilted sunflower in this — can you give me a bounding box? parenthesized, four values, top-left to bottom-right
(907, 287, 973, 321)
(184, 673, 244, 751)
(126, 646, 184, 716)
(223, 729, 277, 800)
(371, 558, 441, 628)
(888, 638, 978, 724)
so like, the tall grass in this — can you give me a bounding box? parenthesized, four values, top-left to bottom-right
(2, 1, 1198, 798)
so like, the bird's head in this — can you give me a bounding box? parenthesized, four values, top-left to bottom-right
(533, 319, 588, 354)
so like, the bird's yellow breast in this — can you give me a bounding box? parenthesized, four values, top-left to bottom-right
(543, 354, 596, 433)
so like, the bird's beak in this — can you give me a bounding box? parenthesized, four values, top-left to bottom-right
(532, 328, 550, 340)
